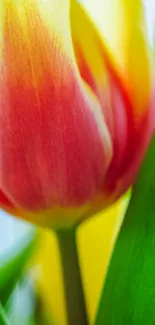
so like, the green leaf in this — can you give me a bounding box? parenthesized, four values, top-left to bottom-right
(0, 229, 38, 305)
(95, 134, 155, 325)
(0, 303, 10, 325)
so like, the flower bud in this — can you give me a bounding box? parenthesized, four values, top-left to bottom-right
(0, 0, 153, 227)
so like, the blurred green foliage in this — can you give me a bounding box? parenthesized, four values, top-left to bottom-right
(0, 230, 40, 325)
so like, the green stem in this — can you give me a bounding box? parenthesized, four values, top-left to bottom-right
(56, 227, 89, 325)
(0, 303, 10, 325)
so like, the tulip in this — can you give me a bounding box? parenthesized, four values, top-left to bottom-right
(0, 0, 153, 228)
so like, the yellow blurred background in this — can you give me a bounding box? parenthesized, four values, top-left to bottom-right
(32, 196, 128, 325)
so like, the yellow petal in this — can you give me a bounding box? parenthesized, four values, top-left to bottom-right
(0, 1, 4, 60)
(82, 0, 151, 116)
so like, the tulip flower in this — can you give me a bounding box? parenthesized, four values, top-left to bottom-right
(0, 0, 153, 228)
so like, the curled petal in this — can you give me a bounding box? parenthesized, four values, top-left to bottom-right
(83, 0, 151, 115)
(71, 0, 152, 206)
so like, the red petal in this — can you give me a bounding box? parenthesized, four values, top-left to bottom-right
(0, 2, 112, 211)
